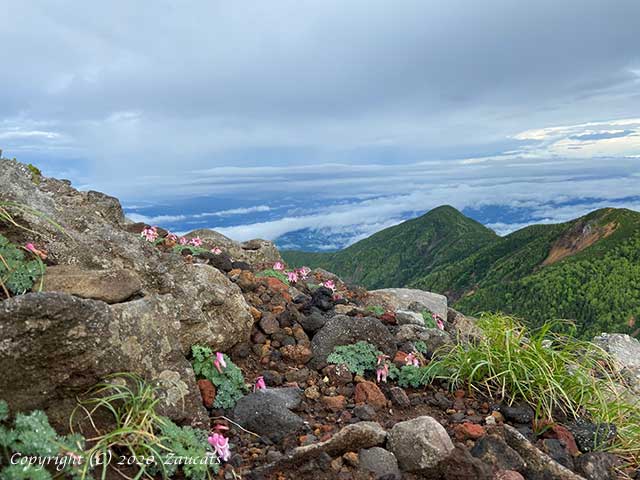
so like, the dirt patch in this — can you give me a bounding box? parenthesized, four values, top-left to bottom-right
(542, 221, 618, 266)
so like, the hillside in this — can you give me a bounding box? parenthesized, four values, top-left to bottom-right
(285, 206, 640, 338)
(282, 205, 498, 289)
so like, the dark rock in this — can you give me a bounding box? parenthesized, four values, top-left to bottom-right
(437, 445, 493, 480)
(574, 452, 621, 480)
(431, 392, 453, 410)
(541, 439, 574, 471)
(285, 368, 311, 385)
(359, 447, 401, 479)
(233, 389, 305, 443)
(231, 261, 252, 271)
(303, 287, 335, 313)
(310, 315, 397, 369)
(259, 313, 280, 335)
(471, 435, 525, 472)
(567, 418, 617, 453)
(353, 404, 377, 420)
(299, 308, 328, 334)
(197, 251, 234, 272)
(389, 387, 411, 408)
(500, 403, 535, 424)
(262, 370, 284, 386)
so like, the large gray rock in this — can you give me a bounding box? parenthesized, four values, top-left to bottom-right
(395, 310, 425, 326)
(387, 415, 454, 472)
(0, 292, 207, 429)
(310, 315, 397, 369)
(447, 308, 483, 343)
(233, 389, 305, 443)
(396, 324, 453, 354)
(368, 288, 447, 319)
(359, 447, 401, 479)
(593, 333, 640, 393)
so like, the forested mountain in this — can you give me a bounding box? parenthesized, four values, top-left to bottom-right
(282, 205, 498, 289)
(283, 207, 640, 338)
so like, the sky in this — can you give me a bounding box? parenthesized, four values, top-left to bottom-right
(1, 1, 639, 250)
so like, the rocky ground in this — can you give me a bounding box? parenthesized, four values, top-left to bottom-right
(1, 158, 639, 480)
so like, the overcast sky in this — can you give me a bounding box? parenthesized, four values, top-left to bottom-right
(1, 1, 639, 245)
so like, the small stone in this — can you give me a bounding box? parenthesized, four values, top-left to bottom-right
(249, 306, 262, 321)
(485, 415, 496, 426)
(389, 387, 411, 408)
(454, 422, 486, 441)
(330, 457, 343, 471)
(259, 313, 280, 335)
(322, 395, 347, 412)
(197, 379, 216, 408)
(281, 344, 312, 364)
(354, 381, 387, 409)
(304, 385, 321, 400)
(262, 370, 283, 386)
(353, 404, 376, 420)
(342, 451, 359, 467)
(500, 403, 534, 424)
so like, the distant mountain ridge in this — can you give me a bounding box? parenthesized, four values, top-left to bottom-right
(283, 206, 640, 337)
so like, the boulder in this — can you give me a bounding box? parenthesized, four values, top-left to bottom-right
(368, 288, 447, 320)
(471, 435, 525, 473)
(359, 447, 401, 479)
(0, 292, 207, 429)
(310, 315, 397, 369)
(233, 389, 305, 443)
(447, 308, 483, 343)
(387, 415, 454, 472)
(593, 333, 640, 393)
(184, 229, 282, 265)
(41, 265, 142, 303)
(395, 324, 452, 353)
(574, 452, 621, 480)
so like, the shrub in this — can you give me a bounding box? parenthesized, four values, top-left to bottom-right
(420, 313, 640, 460)
(191, 346, 247, 409)
(327, 341, 382, 376)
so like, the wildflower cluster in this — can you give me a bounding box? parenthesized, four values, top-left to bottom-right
(191, 345, 247, 409)
(273, 262, 311, 284)
(422, 310, 445, 330)
(139, 226, 223, 256)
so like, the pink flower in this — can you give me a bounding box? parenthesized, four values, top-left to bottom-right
(211, 247, 222, 255)
(376, 364, 389, 383)
(213, 352, 227, 373)
(432, 313, 445, 330)
(140, 226, 158, 242)
(166, 233, 178, 242)
(323, 280, 336, 292)
(254, 376, 266, 392)
(376, 353, 389, 365)
(25, 243, 37, 253)
(273, 261, 284, 271)
(332, 293, 342, 301)
(296, 266, 311, 279)
(287, 271, 299, 283)
(405, 352, 420, 367)
(208, 433, 231, 462)
(179, 237, 189, 245)
(189, 236, 203, 247)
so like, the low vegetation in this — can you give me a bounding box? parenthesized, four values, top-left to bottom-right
(422, 313, 640, 460)
(191, 346, 247, 409)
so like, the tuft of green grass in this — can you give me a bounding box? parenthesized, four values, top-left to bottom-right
(421, 313, 640, 461)
(71, 373, 218, 479)
(255, 268, 289, 285)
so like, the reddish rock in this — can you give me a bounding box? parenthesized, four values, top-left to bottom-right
(547, 424, 580, 456)
(322, 364, 353, 385)
(281, 345, 312, 364)
(393, 351, 409, 366)
(197, 379, 216, 408)
(263, 277, 292, 301)
(454, 422, 486, 441)
(354, 381, 387, 409)
(236, 271, 257, 292)
(272, 305, 286, 315)
(380, 312, 397, 325)
(322, 395, 347, 412)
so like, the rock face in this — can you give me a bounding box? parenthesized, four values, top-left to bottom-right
(42, 265, 142, 303)
(0, 159, 256, 428)
(593, 333, 640, 392)
(368, 288, 447, 320)
(0, 292, 207, 429)
(309, 315, 397, 369)
(387, 415, 454, 472)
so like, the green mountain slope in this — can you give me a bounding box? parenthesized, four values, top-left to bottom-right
(284, 206, 640, 338)
(282, 205, 499, 289)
